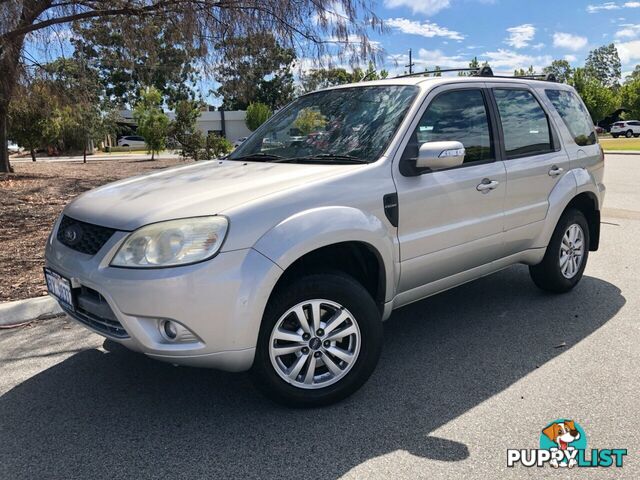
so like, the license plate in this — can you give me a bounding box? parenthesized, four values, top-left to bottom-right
(44, 268, 75, 311)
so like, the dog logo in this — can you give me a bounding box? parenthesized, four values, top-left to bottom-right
(541, 420, 583, 468)
(507, 418, 627, 469)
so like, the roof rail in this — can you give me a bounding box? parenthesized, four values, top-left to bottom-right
(393, 66, 558, 82)
(394, 67, 484, 79)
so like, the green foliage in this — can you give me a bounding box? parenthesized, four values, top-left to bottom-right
(620, 78, 640, 119)
(585, 43, 621, 88)
(205, 133, 233, 158)
(8, 81, 57, 160)
(245, 103, 272, 131)
(133, 87, 170, 159)
(293, 108, 327, 135)
(299, 62, 388, 93)
(543, 60, 574, 83)
(170, 99, 202, 156)
(72, 16, 200, 108)
(571, 68, 619, 122)
(214, 33, 296, 110)
(514, 65, 536, 77)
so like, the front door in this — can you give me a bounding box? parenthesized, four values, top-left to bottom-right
(393, 85, 507, 294)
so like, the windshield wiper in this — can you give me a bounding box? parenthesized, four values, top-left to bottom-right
(230, 152, 285, 162)
(274, 154, 369, 164)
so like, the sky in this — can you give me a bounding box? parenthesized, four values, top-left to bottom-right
(357, 0, 640, 77)
(23, 0, 640, 106)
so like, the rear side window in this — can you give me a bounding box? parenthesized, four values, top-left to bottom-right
(493, 89, 553, 158)
(545, 89, 596, 146)
(410, 89, 494, 164)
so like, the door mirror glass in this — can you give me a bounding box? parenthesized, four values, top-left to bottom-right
(416, 141, 466, 170)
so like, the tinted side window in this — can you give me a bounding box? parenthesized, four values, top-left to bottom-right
(410, 89, 493, 164)
(545, 89, 596, 146)
(494, 89, 552, 158)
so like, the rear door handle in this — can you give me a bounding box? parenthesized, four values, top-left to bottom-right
(476, 179, 499, 193)
(549, 165, 564, 177)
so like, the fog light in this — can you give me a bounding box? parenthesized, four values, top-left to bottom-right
(161, 320, 178, 340)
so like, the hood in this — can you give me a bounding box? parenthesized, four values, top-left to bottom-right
(64, 160, 358, 231)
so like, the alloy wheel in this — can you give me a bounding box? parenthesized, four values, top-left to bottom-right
(268, 299, 361, 390)
(559, 223, 585, 279)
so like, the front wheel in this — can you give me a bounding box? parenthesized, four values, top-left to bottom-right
(612, 134, 619, 138)
(251, 273, 383, 407)
(529, 209, 590, 293)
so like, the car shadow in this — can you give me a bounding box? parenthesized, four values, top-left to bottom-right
(0, 265, 625, 479)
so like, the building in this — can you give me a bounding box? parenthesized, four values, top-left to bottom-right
(116, 108, 252, 144)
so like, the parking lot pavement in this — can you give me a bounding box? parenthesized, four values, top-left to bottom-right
(1, 154, 638, 479)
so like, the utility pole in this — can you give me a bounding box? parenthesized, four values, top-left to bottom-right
(405, 48, 415, 75)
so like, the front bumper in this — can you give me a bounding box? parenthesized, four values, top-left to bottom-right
(45, 219, 282, 372)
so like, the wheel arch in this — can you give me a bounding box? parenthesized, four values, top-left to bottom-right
(252, 206, 397, 309)
(564, 191, 600, 251)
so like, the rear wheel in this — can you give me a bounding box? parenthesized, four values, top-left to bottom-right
(625, 130, 633, 138)
(251, 273, 382, 407)
(529, 209, 589, 293)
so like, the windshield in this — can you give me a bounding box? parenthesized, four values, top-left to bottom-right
(229, 85, 418, 163)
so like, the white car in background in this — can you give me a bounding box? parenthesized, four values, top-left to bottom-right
(8, 142, 21, 154)
(610, 120, 640, 138)
(117, 135, 146, 148)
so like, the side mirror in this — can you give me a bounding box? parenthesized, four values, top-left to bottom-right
(416, 141, 465, 170)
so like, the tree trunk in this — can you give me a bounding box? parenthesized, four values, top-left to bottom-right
(0, 32, 28, 173)
(30, 148, 36, 162)
(151, 150, 155, 161)
(0, 103, 10, 173)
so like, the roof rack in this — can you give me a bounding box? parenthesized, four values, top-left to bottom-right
(393, 66, 558, 83)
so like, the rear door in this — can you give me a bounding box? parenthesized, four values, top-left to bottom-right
(486, 84, 571, 255)
(393, 84, 507, 294)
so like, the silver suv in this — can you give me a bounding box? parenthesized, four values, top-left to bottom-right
(45, 74, 605, 406)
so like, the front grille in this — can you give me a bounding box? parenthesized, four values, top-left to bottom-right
(63, 286, 129, 338)
(57, 215, 115, 255)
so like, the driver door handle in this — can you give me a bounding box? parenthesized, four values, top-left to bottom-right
(476, 179, 499, 193)
(549, 165, 564, 177)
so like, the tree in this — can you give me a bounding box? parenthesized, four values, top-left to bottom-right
(170, 99, 201, 151)
(620, 77, 640, 119)
(205, 133, 233, 158)
(214, 33, 296, 110)
(571, 68, 619, 122)
(0, 0, 380, 173)
(8, 81, 57, 161)
(72, 16, 200, 108)
(543, 60, 574, 83)
(133, 87, 169, 160)
(245, 103, 272, 131)
(585, 44, 621, 88)
(300, 68, 355, 93)
(625, 65, 640, 82)
(514, 65, 536, 77)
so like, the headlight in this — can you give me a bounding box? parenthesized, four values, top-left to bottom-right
(111, 216, 228, 268)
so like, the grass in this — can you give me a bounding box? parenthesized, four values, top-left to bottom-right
(599, 136, 640, 152)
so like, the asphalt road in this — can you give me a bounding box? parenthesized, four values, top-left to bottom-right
(1, 154, 639, 479)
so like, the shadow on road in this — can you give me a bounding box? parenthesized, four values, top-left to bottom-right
(0, 266, 625, 479)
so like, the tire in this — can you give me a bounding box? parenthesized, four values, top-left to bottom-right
(625, 130, 633, 138)
(251, 272, 383, 407)
(529, 209, 590, 293)
(122, 144, 129, 147)
(612, 134, 619, 138)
